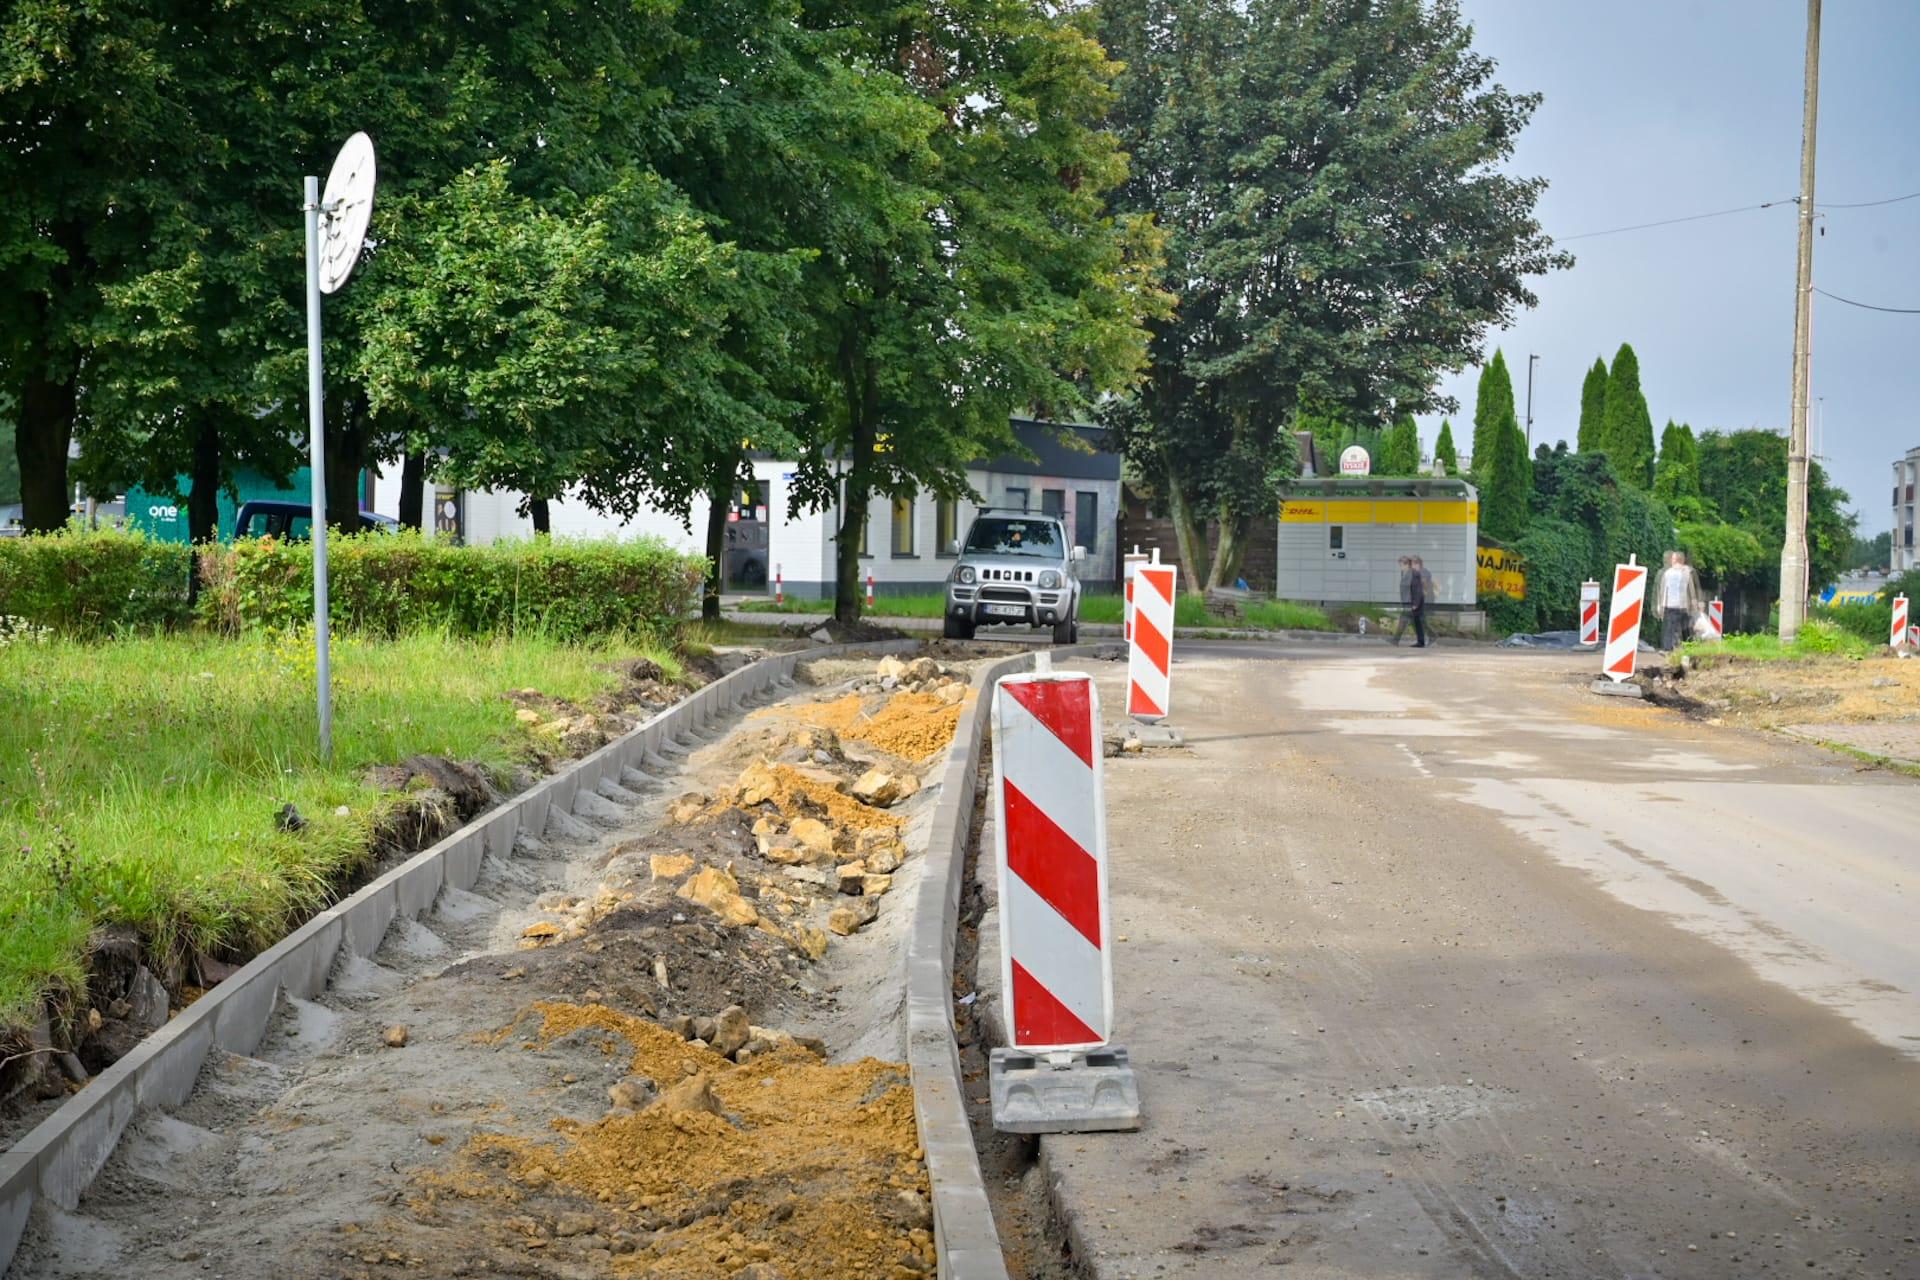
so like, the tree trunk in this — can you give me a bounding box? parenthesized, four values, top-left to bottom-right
(1163, 469, 1210, 596)
(16, 365, 77, 533)
(1206, 509, 1254, 591)
(187, 416, 222, 545)
(833, 326, 881, 626)
(398, 449, 425, 530)
(702, 470, 731, 622)
(323, 406, 366, 533)
(529, 498, 551, 535)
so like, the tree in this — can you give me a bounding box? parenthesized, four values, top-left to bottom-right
(785, 1, 1162, 623)
(1600, 343, 1656, 488)
(1472, 350, 1517, 478)
(1848, 530, 1892, 572)
(0, 396, 18, 506)
(1653, 420, 1710, 519)
(1697, 428, 1855, 599)
(1100, 0, 1567, 591)
(1577, 356, 1607, 452)
(1379, 415, 1421, 475)
(1479, 404, 1528, 541)
(1434, 420, 1459, 475)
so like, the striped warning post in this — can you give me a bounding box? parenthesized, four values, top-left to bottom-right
(993, 671, 1112, 1051)
(1127, 563, 1176, 721)
(1602, 559, 1647, 682)
(1121, 550, 1149, 644)
(1578, 580, 1601, 647)
(1706, 598, 1724, 641)
(1894, 595, 1910, 649)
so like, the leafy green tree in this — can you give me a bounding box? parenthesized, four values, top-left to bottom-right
(1600, 343, 1656, 488)
(1379, 415, 1421, 475)
(785, 1, 1163, 622)
(1434, 420, 1459, 475)
(1848, 530, 1892, 571)
(1507, 447, 1675, 634)
(1472, 350, 1517, 478)
(1100, 0, 1566, 590)
(1653, 420, 1711, 519)
(1697, 428, 1855, 602)
(1577, 357, 1608, 452)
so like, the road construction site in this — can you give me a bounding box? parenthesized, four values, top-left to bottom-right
(10, 634, 1920, 1280)
(10, 650, 986, 1280)
(1027, 641, 1920, 1279)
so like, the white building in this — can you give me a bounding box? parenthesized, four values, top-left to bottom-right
(371, 419, 1122, 599)
(1894, 445, 1920, 573)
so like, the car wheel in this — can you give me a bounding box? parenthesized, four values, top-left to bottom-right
(1052, 617, 1076, 645)
(945, 614, 976, 641)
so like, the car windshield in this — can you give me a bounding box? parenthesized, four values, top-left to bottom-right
(964, 517, 1061, 558)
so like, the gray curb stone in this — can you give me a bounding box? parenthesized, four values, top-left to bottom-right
(0, 637, 917, 1275)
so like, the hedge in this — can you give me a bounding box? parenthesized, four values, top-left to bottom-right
(0, 525, 193, 637)
(0, 527, 706, 642)
(198, 531, 706, 640)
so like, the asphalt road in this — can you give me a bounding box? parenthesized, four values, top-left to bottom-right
(1040, 642, 1920, 1279)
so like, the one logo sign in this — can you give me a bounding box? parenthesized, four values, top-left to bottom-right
(1339, 446, 1372, 477)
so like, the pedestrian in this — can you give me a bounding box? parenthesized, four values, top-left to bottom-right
(1407, 555, 1430, 648)
(1391, 556, 1413, 645)
(1657, 550, 1703, 651)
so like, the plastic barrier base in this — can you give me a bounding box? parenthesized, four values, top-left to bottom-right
(990, 1046, 1142, 1134)
(1590, 678, 1646, 699)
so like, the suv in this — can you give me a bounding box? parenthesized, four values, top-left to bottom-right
(943, 510, 1085, 643)
(233, 500, 401, 539)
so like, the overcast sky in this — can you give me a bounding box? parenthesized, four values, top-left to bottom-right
(1423, 0, 1919, 533)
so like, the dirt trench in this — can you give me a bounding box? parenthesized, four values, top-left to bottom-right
(11, 650, 989, 1280)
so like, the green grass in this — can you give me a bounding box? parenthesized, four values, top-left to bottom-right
(1681, 618, 1872, 666)
(737, 590, 1334, 632)
(0, 629, 677, 1026)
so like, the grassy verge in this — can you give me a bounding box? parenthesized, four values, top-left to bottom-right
(736, 590, 1334, 631)
(1681, 618, 1872, 666)
(0, 629, 678, 1027)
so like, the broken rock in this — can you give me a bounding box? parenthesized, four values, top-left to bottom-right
(850, 768, 918, 808)
(653, 1072, 723, 1117)
(788, 818, 836, 859)
(649, 852, 695, 881)
(709, 1005, 751, 1059)
(668, 793, 709, 824)
(827, 897, 880, 936)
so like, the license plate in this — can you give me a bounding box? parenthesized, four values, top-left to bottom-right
(985, 604, 1026, 618)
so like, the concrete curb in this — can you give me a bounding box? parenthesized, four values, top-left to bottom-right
(0, 637, 918, 1276)
(721, 609, 1356, 644)
(910, 644, 1103, 1280)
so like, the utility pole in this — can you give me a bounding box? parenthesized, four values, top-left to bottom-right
(1779, 0, 1821, 643)
(1525, 354, 1539, 450)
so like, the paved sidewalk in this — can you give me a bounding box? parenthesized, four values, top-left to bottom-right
(1782, 720, 1920, 766)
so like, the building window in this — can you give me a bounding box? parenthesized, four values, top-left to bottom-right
(891, 496, 916, 556)
(1003, 486, 1029, 512)
(936, 498, 958, 556)
(1041, 488, 1066, 516)
(1329, 525, 1345, 552)
(1075, 491, 1099, 554)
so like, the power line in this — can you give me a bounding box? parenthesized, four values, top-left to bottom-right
(1559, 198, 1795, 242)
(1814, 285, 1920, 314)
(1817, 189, 1920, 209)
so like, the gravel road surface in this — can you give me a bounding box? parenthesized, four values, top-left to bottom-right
(1041, 642, 1919, 1279)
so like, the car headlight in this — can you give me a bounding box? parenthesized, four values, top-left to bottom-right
(957, 566, 975, 585)
(1038, 570, 1061, 589)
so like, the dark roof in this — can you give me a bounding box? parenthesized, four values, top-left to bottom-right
(1284, 476, 1479, 499)
(975, 418, 1119, 482)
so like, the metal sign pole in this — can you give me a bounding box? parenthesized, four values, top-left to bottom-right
(303, 174, 334, 758)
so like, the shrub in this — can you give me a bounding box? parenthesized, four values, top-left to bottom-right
(1819, 600, 1892, 645)
(1480, 591, 1534, 637)
(198, 531, 705, 641)
(0, 525, 193, 636)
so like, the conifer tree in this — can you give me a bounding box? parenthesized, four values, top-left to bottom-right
(1601, 343, 1656, 488)
(1480, 405, 1529, 541)
(1434, 419, 1459, 475)
(1577, 356, 1607, 452)
(1472, 349, 1517, 476)
(1379, 415, 1421, 474)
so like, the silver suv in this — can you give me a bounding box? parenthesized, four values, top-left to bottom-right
(943, 511, 1084, 643)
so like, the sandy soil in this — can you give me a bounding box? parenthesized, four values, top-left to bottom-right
(1030, 642, 1920, 1279)
(12, 651, 985, 1280)
(1670, 647, 1920, 731)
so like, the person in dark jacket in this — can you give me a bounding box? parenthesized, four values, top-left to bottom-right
(1408, 555, 1430, 648)
(1391, 556, 1414, 645)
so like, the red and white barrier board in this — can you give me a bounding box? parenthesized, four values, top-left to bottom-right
(1578, 580, 1601, 647)
(1894, 595, 1910, 649)
(1121, 550, 1150, 643)
(1603, 559, 1647, 682)
(1127, 563, 1176, 720)
(1705, 598, 1724, 641)
(993, 672, 1112, 1051)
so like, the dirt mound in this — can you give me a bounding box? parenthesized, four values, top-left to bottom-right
(387, 1001, 933, 1279)
(795, 690, 971, 761)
